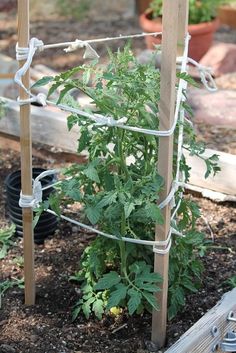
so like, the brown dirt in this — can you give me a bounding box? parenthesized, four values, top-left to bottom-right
(0, 6, 236, 353)
(0, 143, 236, 353)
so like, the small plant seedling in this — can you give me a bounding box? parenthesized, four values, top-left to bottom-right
(12, 256, 24, 268)
(225, 276, 236, 289)
(0, 278, 24, 308)
(0, 223, 16, 260)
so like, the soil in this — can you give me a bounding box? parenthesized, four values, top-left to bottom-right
(0, 142, 235, 353)
(0, 6, 236, 353)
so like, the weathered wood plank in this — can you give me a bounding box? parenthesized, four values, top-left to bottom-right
(184, 148, 236, 196)
(0, 98, 80, 152)
(165, 288, 236, 353)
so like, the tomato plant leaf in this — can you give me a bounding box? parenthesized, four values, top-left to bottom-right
(127, 288, 142, 315)
(31, 76, 53, 88)
(106, 284, 127, 310)
(94, 271, 121, 290)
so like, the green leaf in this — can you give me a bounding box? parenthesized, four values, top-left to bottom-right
(0, 244, 8, 260)
(177, 72, 198, 87)
(145, 203, 163, 224)
(106, 284, 127, 310)
(48, 81, 62, 97)
(94, 271, 121, 290)
(127, 288, 142, 315)
(82, 301, 91, 319)
(182, 278, 198, 293)
(136, 272, 162, 285)
(142, 291, 159, 311)
(67, 115, 78, 131)
(83, 70, 91, 85)
(78, 129, 90, 153)
(139, 283, 161, 292)
(97, 192, 117, 208)
(168, 302, 178, 321)
(85, 206, 101, 225)
(33, 215, 40, 229)
(92, 299, 104, 319)
(57, 84, 74, 104)
(83, 165, 100, 183)
(174, 287, 185, 306)
(48, 194, 61, 216)
(124, 202, 135, 219)
(31, 76, 53, 88)
(72, 305, 81, 321)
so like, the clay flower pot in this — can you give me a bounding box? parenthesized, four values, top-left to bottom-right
(0, 0, 16, 12)
(139, 11, 219, 62)
(218, 5, 236, 28)
(136, 0, 152, 14)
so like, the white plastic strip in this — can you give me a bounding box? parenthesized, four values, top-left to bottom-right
(15, 37, 44, 93)
(177, 56, 217, 92)
(42, 32, 163, 51)
(19, 169, 59, 208)
(153, 239, 172, 255)
(46, 208, 183, 252)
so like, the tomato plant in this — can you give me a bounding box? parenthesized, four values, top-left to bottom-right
(36, 45, 219, 320)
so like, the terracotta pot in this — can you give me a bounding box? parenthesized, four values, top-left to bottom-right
(0, 0, 16, 12)
(135, 0, 152, 14)
(139, 12, 219, 62)
(218, 5, 236, 28)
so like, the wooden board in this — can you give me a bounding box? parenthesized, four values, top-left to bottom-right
(165, 288, 236, 353)
(152, 0, 186, 346)
(18, 0, 35, 305)
(184, 149, 236, 196)
(0, 98, 80, 152)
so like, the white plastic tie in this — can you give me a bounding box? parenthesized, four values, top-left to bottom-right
(19, 169, 58, 209)
(64, 39, 99, 59)
(17, 93, 47, 106)
(93, 114, 128, 127)
(15, 37, 44, 93)
(42, 32, 163, 52)
(153, 239, 172, 255)
(19, 181, 42, 209)
(178, 56, 217, 92)
(46, 208, 183, 253)
(159, 181, 181, 210)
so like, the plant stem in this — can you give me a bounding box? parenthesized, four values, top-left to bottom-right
(117, 128, 129, 179)
(119, 211, 127, 278)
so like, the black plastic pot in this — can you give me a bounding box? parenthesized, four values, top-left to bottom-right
(5, 168, 58, 244)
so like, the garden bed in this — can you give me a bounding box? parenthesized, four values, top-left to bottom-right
(0, 6, 236, 353)
(0, 140, 235, 353)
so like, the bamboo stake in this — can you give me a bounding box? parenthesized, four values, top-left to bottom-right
(18, 0, 35, 305)
(151, 0, 183, 347)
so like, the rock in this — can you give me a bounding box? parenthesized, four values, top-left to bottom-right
(200, 43, 236, 77)
(188, 87, 236, 128)
(136, 50, 162, 68)
(0, 344, 16, 353)
(216, 72, 236, 90)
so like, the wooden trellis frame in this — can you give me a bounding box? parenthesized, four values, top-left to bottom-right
(17, 0, 189, 347)
(18, 0, 35, 305)
(152, 0, 188, 346)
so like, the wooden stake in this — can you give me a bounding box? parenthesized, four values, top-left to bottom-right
(151, 0, 187, 347)
(18, 0, 35, 305)
(177, 0, 189, 57)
